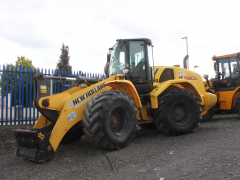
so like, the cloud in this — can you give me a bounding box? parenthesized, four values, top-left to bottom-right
(0, 20, 57, 49)
(1, 0, 240, 77)
(110, 18, 161, 42)
(0, 0, 57, 49)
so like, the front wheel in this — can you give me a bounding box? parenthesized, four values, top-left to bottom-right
(82, 90, 138, 150)
(154, 88, 201, 135)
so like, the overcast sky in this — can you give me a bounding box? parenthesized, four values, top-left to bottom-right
(1, 0, 240, 77)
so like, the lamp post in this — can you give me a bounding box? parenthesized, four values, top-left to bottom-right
(182, 37, 189, 69)
(193, 65, 199, 71)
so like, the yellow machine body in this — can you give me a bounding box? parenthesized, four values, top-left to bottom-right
(33, 66, 217, 152)
(13, 38, 217, 162)
(204, 52, 240, 111)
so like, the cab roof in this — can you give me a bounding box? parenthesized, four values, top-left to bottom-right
(116, 38, 152, 45)
(212, 52, 240, 59)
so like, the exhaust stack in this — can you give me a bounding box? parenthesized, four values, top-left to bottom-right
(183, 55, 189, 69)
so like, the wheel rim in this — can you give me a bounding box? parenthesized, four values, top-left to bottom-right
(171, 101, 191, 125)
(110, 106, 129, 136)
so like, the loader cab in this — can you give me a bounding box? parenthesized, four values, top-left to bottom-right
(108, 38, 154, 94)
(211, 54, 240, 91)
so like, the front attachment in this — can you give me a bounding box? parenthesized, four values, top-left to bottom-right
(14, 125, 54, 162)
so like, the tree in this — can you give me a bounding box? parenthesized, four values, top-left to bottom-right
(56, 44, 72, 71)
(16, 56, 34, 68)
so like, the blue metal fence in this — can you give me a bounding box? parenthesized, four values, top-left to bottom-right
(0, 64, 105, 125)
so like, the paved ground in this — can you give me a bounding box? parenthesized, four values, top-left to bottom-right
(0, 114, 240, 180)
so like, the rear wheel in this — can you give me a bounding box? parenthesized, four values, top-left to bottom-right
(154, 88, 201, 135)
(82, 90, 138, 150)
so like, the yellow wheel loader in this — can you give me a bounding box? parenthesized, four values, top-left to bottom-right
(203, 53, 240, 121)
(14, 38, 217, 162)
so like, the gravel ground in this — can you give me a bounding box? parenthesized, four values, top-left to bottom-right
(1, 114, 240, 180)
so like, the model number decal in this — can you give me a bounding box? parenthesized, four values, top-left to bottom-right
(179, 76, 198, 80)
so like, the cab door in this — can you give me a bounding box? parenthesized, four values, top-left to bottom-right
(218, 57, 240, 91)
(128, 40, 153, 94)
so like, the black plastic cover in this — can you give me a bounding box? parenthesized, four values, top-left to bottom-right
(33, 74, 59, 123)
(159, 68, 174, 83)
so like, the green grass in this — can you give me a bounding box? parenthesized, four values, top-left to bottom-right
(88, 151, 94, 154)
(227, 118, 238, 121)
(214, 115, 227, 119)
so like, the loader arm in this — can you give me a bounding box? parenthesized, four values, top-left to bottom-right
(14, 74, 114, 162)
(47, 78, 112, 151)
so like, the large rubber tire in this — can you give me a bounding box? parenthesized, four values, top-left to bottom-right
(82, 90, 138, 150)
(235, 95, 240, 115)
(61, 123, 84, 144)
(201, 105, 216, 122)
(154, 88, 201, 136)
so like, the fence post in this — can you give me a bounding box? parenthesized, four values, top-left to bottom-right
(33, 68, 36, 123)
(29, 67, 33, 124)
(21, 66, 25, 123)
(18, 65, 22, 124)
(50, 69, 53, 95)
(67, 70, 70, 90)
(14, 66, 18, 125)
(5, 65, 10, 125)
(1, 65, 5, 125)
(64, 70, 66, 91)
(10, 65, 14, 125)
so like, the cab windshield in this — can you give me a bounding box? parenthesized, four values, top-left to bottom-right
(216, 57, 239, 79)
(108, 40, 151, 83)
(108, 42, 126, 76)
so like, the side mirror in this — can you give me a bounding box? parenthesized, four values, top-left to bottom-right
(203, 74, 209, 80)
(107, 54, 111, 63)
(203, 74, 212, 90)
(213, 62, 217, 71)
